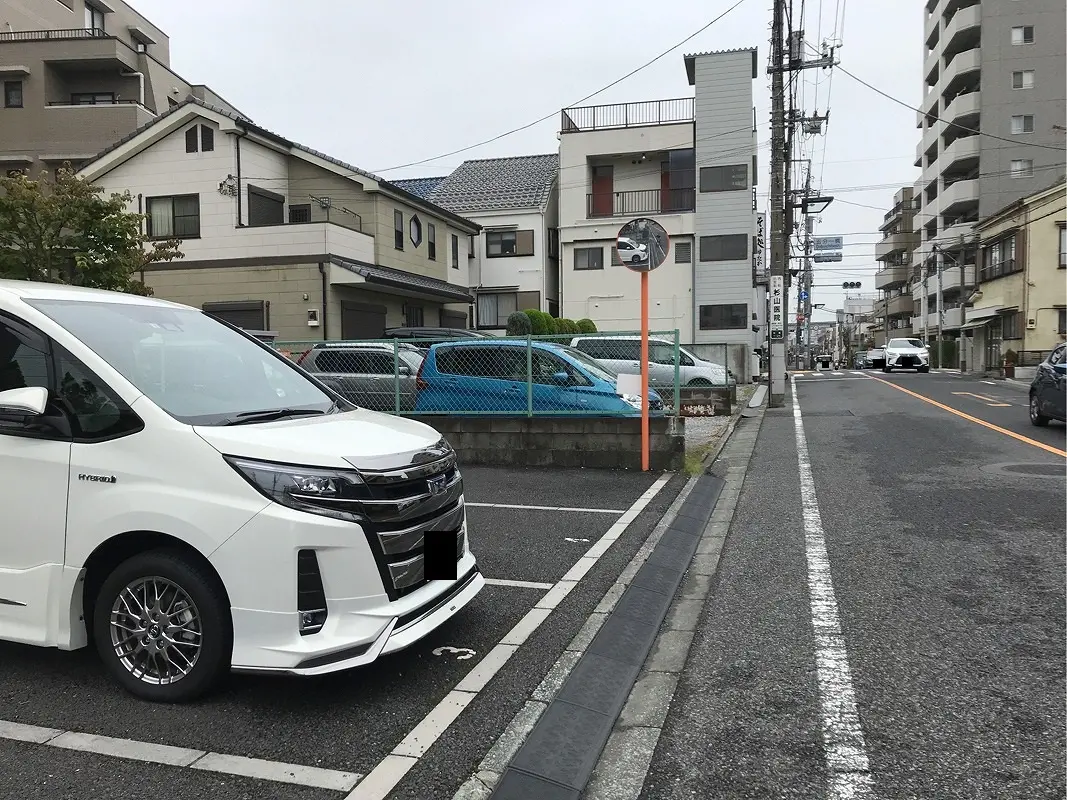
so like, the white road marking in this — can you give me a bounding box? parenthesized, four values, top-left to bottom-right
(346, 473, 673, 800)
(831, 371, 844, 376)
(483, 578, 553, 590)
(982, 380, 996, 385)
(0, 722, 362, 791)
(465, 502, 625, 514)
(564, 537, 591, 543)
(432, 646, 477, 660)
(850, 371, 865, 375)
(791, 376, 874, 799)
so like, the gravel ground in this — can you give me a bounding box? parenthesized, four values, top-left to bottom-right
(683, 384, 756, 454)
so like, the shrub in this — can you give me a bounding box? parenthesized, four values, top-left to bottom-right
(557, 318, 578, 335)
(577, 318, 597, 334)
(524, 308, 549, 335)
(544, 315, 560, 335)
(505, 311, 531, 336)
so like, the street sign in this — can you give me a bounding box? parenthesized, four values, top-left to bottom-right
(813, 252, 843, 263)
(617, 218, 670, 273)
(770, 275, 785, 341)
(799, 290, 809, 301)
(813, 236, 843, 251)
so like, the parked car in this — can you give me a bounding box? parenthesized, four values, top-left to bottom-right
(0, 280, 482, 702)
(1029, 343, 1066, 426)
(297, 341, 424, 411)
(569, 335, 732, 387)
(883, 337, 930, 373)
(815, 353, 833, 369)
(616, 237, 648, 264)
(383, 327, 494, 350)
(866, 347, 886, 370)
(853, 351, 868, 369)
(414, 340, 664, 415)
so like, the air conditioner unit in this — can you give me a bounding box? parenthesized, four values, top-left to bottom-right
(1026, 318, 1037, 329)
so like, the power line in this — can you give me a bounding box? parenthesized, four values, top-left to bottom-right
(367, 0, 753, 174)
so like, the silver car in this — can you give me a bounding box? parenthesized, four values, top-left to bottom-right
(569, 335, 731, 387)
(299, 342, 424, 411)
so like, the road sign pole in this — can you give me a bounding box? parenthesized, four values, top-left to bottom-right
(640, 271, 649, 472)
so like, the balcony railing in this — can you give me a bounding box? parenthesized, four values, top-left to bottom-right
(0, 28, 110, 42)
(587, 188, 695, 218)
(562, 98, 694, 133)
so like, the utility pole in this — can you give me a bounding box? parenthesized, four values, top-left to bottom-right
(767, 0, 788, 406)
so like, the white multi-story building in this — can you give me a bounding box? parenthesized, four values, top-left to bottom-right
(912, 0, 1066, 346)
(557, 49, 760, 380)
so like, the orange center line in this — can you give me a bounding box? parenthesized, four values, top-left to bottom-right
(871, 377, 1067, 458)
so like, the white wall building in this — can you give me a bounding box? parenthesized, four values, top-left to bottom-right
(557, 49, 759, 379)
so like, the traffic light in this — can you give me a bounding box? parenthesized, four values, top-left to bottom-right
(842, 281, 861, 289)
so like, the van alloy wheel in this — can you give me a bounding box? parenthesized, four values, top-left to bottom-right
(109, 577, 202, 685)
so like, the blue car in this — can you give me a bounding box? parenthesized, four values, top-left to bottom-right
(414, 340, 664, 415)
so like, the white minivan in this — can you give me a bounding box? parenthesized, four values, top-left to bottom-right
(0, 281, 483, 702)
(569, 335, 732, 387)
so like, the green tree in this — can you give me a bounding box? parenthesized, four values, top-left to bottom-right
(505, 310, 532, 336)
(0, 165, 183, 295)
(524, 308, 549, 335)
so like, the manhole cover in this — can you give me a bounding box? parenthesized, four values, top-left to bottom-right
(980, 462, 1064, 479)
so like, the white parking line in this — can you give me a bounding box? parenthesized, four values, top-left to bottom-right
(345, 473, 674, 800)
(483, 578, 554, 590)
(465, 502, 625, 514)
(791, 377, 873, 799)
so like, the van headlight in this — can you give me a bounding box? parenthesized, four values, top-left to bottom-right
(226, 456, 366, 521)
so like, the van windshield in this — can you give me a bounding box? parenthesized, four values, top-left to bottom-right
(27, 299, 335, 426)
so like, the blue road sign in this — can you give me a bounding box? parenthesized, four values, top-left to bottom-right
(799, 291, 809, 301)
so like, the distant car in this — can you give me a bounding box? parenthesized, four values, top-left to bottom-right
(1029, 343, 1066, 426)
(383, 327, 494, 349)
(414, 340, 664, 415)
(616, 237, 648, 264)
(297, 341, 424, 411)
(866, 347, 886, 369)
(569, 335, 732, 387)
(883, 337, 931, 373)
(853, 351, 868, 369)
(816, 353, 833, 369)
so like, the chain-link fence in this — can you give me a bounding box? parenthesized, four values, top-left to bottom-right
(272, 330, 731, 417)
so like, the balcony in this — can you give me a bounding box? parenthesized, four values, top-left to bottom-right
(0, 29, 141, 71)
(940, 178, 978, 213)
(887, 294, 912, 317)
(181, 220, 376, 267)
(923, 47, 941, 84)
(940, 134, 980, 172)
(934, 220, 977, 248)
(876, 231, 915, 262)
(915, 123, 939, 167)
(943, 4, 981, 56)
(943, 90, 980, 124)
(942, 306, 964, 329)
(876, 264, 911, 290)
(941, 264, 977, 290)
(586, 188, 695, 218)
(562, 98, 694, 133)
(925, 8, 940, 47)
(943, 47, 981, 91)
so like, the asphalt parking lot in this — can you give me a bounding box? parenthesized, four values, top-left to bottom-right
(0, 465, 685, 800)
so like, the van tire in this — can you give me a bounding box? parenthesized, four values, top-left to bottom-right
(93, 549, 232, 703)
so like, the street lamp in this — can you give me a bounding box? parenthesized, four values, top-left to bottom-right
(800, 195, 834, 214)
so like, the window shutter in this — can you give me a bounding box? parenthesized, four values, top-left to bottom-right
(185, 127, 198, 153)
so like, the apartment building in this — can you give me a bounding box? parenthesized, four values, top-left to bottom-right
(0, 0, 239, 177)
(76, 99, 479, 342)
(912, 0, 1066, 347)
(964, 178, 1065, 373)
(557, 48, 759, 380)
(397, 155, 560, 331)
(874, 187, 922, 345)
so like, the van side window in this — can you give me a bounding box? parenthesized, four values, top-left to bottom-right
(54, 347, 143, 441)
(0, 321, 49, 393)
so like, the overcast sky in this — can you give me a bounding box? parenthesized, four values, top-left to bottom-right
(135, 0, 920, 318)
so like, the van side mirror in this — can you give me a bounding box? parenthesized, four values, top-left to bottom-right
(398, 365, 412, 376)
(0, 386, 48, 416)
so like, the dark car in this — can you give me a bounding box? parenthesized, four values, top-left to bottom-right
(853, 351, 868, 369)
(1029, 343, 1066, 426)
(383, 327, 495, 350)
(866, 347, 886, 369)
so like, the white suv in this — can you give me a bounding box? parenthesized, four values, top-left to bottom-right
(0, 281, 482, 702)
(883, 337, 931, 373)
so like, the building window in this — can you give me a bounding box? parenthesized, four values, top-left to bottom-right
(1059, 226, 1066, 267)
(1002, 311, 1022, 340)
(393, 210, 404, 250)
(574, 247, 604, 270)
(405, 305, 424, 327)
(247, 186, 284, 226)
(699, 304, 749, 330)
(699, 234, 748, 262)
(1010, 159, 1034, 177)
(1011, 25, 1034, 45)
(200, 125, 214, 152)
(980, 234, 1017, 281)
(1058, 308, 1066, 334)
(185, 127, 198, 153)
(699, 164, 749, 192)
(451, 234, 459, 268)
(486, 229, 535, 258)
(288, 204, 311, 224)
(71, 92, 115, 105)
(409, 214, 423, 247)
(146, 194, 200, 239)
(134, 38, 148, 53)
(610, 246, 624, 267)
(3, 81, 22, 109)
(84, 3, 105, 32)
(477, 292, 518, 328)
(428, 223, 436, 260)
(1012, 70, 1035, 89)
(468, 233, 476, 258)
(675, 241, 692, 263)
(1010, 115, 1035, 134)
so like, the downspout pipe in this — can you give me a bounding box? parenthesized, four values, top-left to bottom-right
(235, 126, 248, 227)
(318, 262, 328, 341)
(120, 70, 144, 107)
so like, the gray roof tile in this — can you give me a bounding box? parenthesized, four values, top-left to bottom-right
(390, 176, 447, 199)
(428, 154, 559, 213)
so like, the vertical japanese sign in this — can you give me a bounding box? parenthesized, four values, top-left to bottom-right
(752, 213, 766, 281)
(770, 275, 784, 341)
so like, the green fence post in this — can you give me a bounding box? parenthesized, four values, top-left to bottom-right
(393, 339, 401, 413)
(673, 328, 681, 415)
(526, 335, 533, 417)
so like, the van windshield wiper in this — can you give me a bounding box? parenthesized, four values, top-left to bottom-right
(221, 408, 328, 426)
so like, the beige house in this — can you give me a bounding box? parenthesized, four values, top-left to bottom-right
(0, 0, 240, 177)
(965, 178, 1066, 373)
(76, 99, 480, 343)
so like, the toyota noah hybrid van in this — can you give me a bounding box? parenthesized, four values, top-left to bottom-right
(0, 281, 483, 703)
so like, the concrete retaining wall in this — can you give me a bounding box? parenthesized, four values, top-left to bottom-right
(411, 416, 686, 471)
